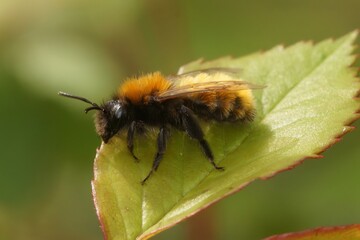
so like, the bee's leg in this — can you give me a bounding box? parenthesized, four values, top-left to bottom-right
(127, 121, 139, 161)
(180, 105, 224, 171)
(141, 126, 169, 184)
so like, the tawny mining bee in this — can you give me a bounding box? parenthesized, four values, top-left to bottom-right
(59, 68, 262, 184)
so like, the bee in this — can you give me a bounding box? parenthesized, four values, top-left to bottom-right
(59, 68, 262, 184)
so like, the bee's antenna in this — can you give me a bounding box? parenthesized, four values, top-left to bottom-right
(58, 91, 103, 113)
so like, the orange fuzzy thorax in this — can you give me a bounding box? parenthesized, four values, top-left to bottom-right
(118, 72, 171, 104)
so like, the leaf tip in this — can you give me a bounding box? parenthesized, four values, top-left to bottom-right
(344, 29, 359, 43)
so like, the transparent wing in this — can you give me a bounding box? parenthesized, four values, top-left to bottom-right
(157, 80, 265, 101)
(167, 67, 242, 82)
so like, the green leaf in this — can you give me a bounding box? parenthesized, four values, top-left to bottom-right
(264, 224, 360, 240)
(92, 31, 360, 240)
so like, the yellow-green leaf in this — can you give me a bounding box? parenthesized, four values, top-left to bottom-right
(92, 31, 360, 240)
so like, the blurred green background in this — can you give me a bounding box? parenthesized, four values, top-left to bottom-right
(0, 0, 359, 239)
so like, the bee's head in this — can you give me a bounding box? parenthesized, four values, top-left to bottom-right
(58, 92, 128, 143)
(95, 99, 128, 143)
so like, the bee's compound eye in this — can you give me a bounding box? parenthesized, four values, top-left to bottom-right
(112, 104, 123, 119)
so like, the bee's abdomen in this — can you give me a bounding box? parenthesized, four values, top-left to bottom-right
(184, 90, 255, 122)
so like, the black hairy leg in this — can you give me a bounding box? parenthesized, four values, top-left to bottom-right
(141, 126, 169, 184)
(180, 105, 224, 171)
(127, 121, 140, 161)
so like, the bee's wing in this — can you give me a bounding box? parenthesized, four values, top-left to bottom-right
(167, 67, 242, 81)
(157, 80, 265, 101)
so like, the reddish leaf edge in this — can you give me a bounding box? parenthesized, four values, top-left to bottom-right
(92, 145, 108, 240)
(264, 224, 360, 240)
(91, 33, 360, 240)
